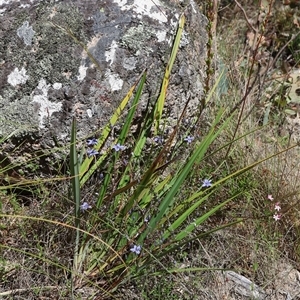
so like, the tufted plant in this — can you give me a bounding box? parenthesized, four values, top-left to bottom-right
(67, 15, 296, 298)
(1, 7, 298, 299)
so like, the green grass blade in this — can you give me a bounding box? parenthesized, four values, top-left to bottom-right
(96, 71, 147, 209)
(70, 117, 81, 227)
(115, 71, 147, 190)
(79, 72, 145, 187)
(169, 191, 239, 241)
(138, 110, 229, 243)
(154, 14, 185, 133)
(69, 117, 81, 288)
(174, 193, 241, 241)
(120, 70, 146, 144)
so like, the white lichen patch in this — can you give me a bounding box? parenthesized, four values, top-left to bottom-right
(155, 30, 167, 42)
(17, 21, 35, 46)
(77, 65, 88, 81)
(0, 0, 10, 15)
(32, 79, 62, 129)
(179, 30, 189, 48)
(113, 0, 167, 23)
(122, 56, 137, 70)
(86, 108, 93, 118)
(19, 4, 30, 8)
(7, 67, 29, 86)
(105, 40, 118, 66)
(106, 72, 123, 91)
(0, 0, 33, 15)
(0, 8, 6, 16)
(53, 82, 62, 89)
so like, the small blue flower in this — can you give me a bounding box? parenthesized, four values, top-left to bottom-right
(184, 136, 194, 144)
(202, 178, 212, 187)
(87, 138, 98, 146)
(130, 244, 142, 255)
(87, 149, 99, 157)
(153, 136, 164, 144)
(80, 202, 92, 211)
(112, 143, 126, 151)
(144, 215, 151, 223)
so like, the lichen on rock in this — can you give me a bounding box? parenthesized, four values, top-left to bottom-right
(0, 0, 207, 175)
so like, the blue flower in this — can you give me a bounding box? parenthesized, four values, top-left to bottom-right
(87, 138, 98, 146)
(87, 149, 99, 157)
(80, 202, 92, 211)
(202, 178, 212, 187)
(184, 136, 194, 144)
(144, 216, 151, 223)
(130, 244, 142, 255)
(153, 136, 164, 144)
(112, 143, 126, 151)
